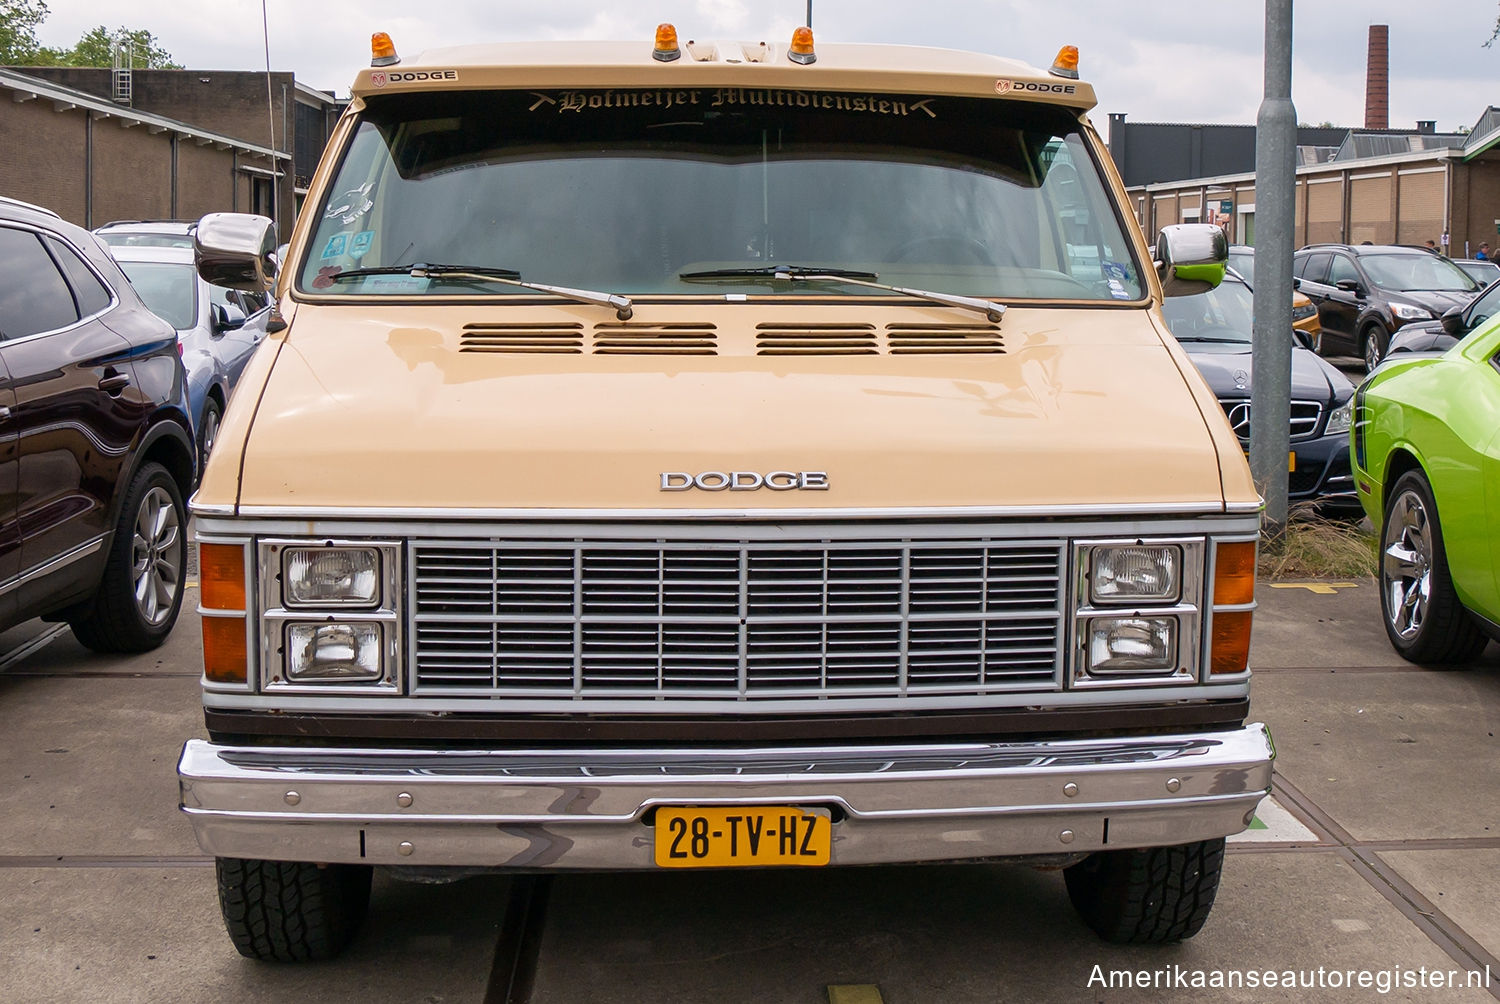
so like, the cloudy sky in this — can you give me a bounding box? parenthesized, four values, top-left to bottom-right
(29, 0, 1500, 132)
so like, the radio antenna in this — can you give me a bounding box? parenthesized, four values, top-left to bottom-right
(261, 0, 277, 229)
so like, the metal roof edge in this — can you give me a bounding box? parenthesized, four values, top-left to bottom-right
(0, 68, 289, 161)
(1127, 146, 1460, 195)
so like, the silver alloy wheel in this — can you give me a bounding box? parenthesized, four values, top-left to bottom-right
(1382, 488, 1432, 639)
(131, 485, 182, 626)
(201, 406, 220, 462)
(1364, 329, 1383, 372)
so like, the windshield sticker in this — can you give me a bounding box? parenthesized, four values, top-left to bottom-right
(359, 274, 430, 294)
(324, 182, 375, 225)
(320, 233, 349, 260)
(528, 89, 938, 119)
(1107, 279, 1131, 299)
(1101, 261, 1131, 281)
(349, 230, 374, 260)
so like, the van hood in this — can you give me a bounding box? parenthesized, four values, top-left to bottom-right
(216, 302, 1237, 513)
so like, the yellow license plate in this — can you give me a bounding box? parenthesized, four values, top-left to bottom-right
(653, 806, 831, 867)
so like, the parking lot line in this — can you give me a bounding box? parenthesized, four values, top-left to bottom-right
(1274, 776, 1500, 998)
(827, 986, 885, 1004)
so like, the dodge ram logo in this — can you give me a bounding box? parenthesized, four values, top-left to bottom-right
(660, 471, 830, 491)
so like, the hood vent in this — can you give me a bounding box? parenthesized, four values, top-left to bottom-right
(757, 323, 878, 355)
(460, 323, 584, 353)
(886, 324, 1004, 354)
(593, 323, 717, 355)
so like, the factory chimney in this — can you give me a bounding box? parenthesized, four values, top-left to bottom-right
(1365, 24, 1389, 131)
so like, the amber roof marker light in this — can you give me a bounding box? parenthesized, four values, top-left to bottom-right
(371, 32, 400, 67)
(789, 27, 816, 65)
(653, 23, 682, 62)
(1050, 45, 1079, 79)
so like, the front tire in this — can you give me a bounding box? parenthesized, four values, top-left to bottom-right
(1379, 470, 1487, 664)
(1064, 838, 1225, 944)
(197, 396, 223, 476)
(216, 857, 373, 962)
(68, 461, 187, 653)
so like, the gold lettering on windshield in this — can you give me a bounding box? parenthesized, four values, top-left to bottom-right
(529, 90, 938, 120)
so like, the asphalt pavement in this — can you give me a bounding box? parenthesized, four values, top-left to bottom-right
(1, 576, 1497, 1003)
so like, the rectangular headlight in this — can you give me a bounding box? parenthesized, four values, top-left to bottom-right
(285, 622, 383, 681)
(1089, 545, 1181, 604)
(1085, 616, 1178, 675)
(284, 547, 380, 607)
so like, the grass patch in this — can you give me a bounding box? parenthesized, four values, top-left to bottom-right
(1258, 506, 1378, 579)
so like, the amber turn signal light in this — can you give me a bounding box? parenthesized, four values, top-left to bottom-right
(199, 543, 246, 611)
(371, 32, 399, 67)
(1050, 45, 1079, 79)
(653, 23, 681, 62)
(1210, 610, 1252, 675)
(789, 27, 816, 65)
(202, 616, 248, 685)
(1213, 541, 1257, 606)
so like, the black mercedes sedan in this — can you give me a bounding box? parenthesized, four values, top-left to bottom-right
(1160, 272, 1359, 513)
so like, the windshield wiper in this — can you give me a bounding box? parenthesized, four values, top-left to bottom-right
(1173, 336, 1247, 344)
(321, 263, 634, 320)
(679, 265, 1005, 323)
(325, 263, 521, 282)
(680, 265, 880, 281)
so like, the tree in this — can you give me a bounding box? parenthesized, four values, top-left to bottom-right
(48, 26, 181, 69)
(0, 0, 48, 63)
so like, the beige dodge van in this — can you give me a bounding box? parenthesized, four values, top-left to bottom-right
(179, 28, 1272, 961)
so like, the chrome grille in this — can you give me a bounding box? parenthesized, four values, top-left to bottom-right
(1219, 399, 1323, 442)
(411, 538, 1065, 701)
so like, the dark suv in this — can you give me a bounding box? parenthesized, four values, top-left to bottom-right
(1292, 243, 1482, 371)
(0, 196, 195, 650)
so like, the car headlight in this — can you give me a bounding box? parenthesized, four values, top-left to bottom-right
(286, 622, 384, 681)
(284, 546, 381, 607)
(1390, 302, 1431, 321)
(1088, 545, 1181, 604)
(1292, 303, 1317, 321)
(1325, 397, 1354, 435)
(1084, 616, 1179, 675)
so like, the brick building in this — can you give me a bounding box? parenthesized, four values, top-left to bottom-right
(1114, 109, 1500, 259)
(0, 67, 343, 241)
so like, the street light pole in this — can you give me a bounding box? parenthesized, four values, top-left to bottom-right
(1251, 0, 1296, 534)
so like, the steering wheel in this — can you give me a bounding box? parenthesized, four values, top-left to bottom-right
(887, 236, 998, 266)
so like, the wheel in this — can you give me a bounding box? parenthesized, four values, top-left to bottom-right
(197, 396, 223, 475)
(1379, 470, 1487, 664)
(1063, 838, 1224, 944)
(1362, 324, 1388, 372)
(216, 857, 373, 962)
(68, 461, 187, 653)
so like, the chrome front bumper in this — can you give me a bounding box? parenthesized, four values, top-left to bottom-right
(178, 724, 1274, 868)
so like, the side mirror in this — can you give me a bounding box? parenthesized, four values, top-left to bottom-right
(195, 213, 276, 292)
(1154, 224, 1228, 298)
(1292, 328, 1315, 351)
(1334, 278, 1363, 296)
(1440, 305, 1466, 336)
(210, 302, 247, 333)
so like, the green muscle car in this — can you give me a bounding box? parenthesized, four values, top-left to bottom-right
(1353, 323, 1500, 662)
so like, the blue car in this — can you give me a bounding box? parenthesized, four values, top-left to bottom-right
(110, 245, 269, 472)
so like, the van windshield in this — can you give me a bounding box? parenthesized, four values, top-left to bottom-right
(299, 88, 1143, 302)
